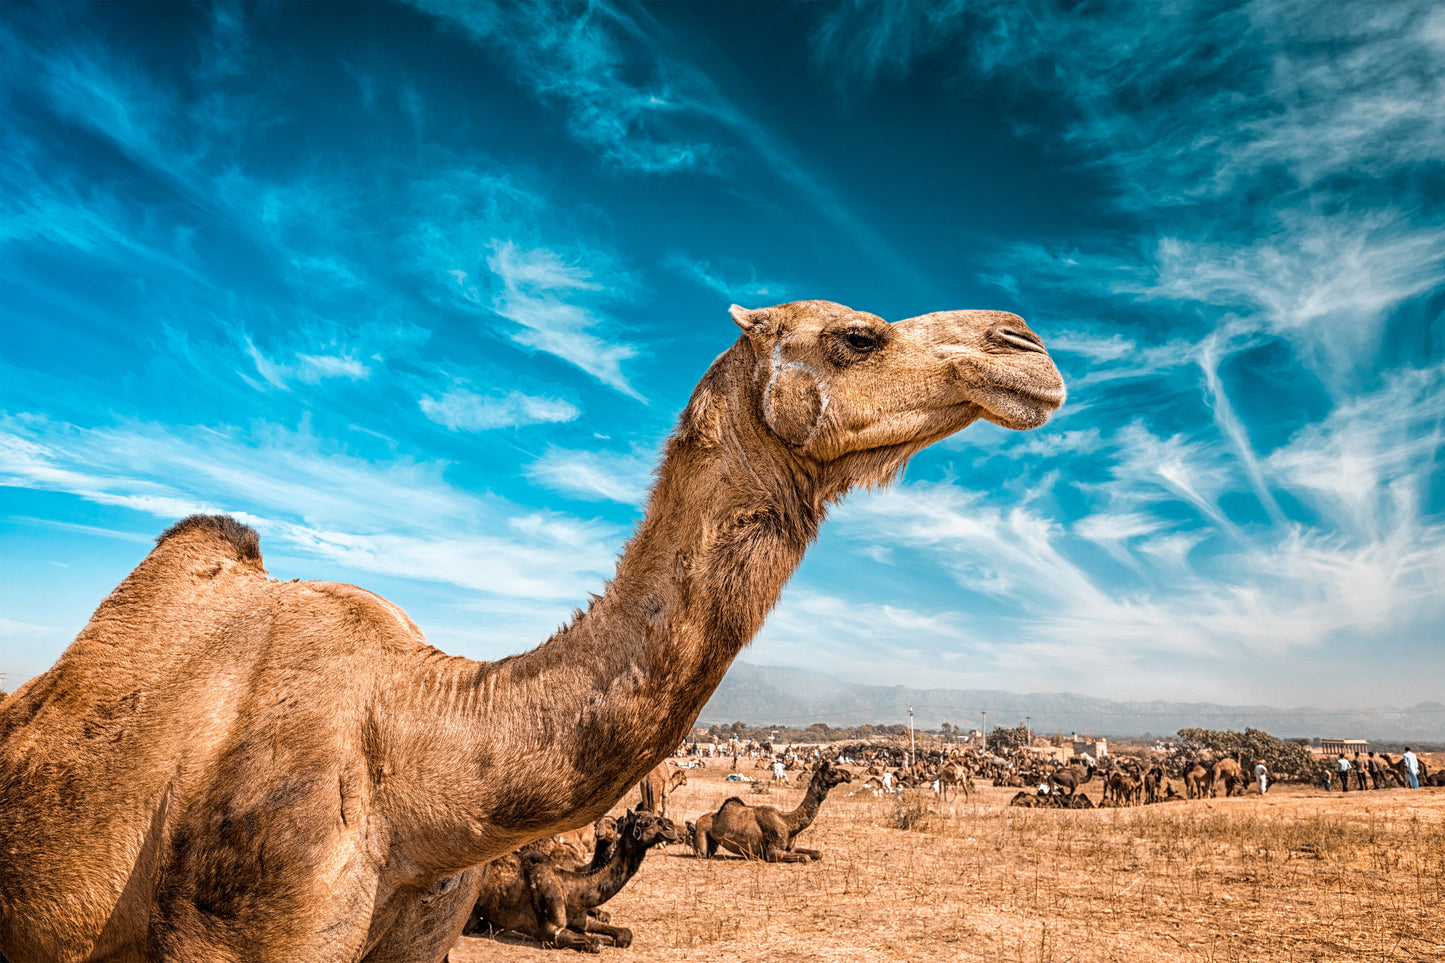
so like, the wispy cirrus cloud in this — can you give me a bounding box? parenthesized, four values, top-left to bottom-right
(420, 386, 580, 433)
(409, 0, 711, 174)
(665, 254, 791, 305)
(526, 445, 656, 505)
(0, 413, 620, 606)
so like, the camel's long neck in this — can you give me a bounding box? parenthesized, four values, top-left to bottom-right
(784, 774, 832, 836)
(571, 832, 654, 909)
(405, 345, 824, 868)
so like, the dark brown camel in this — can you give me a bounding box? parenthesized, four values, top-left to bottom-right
(693, 761, 853, 862)
(0, 301, 1062, 961)
(1045, 763, 1096, 797)
(464, 810, 680, 953)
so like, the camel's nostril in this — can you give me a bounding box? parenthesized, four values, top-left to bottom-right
(987, 323, 1046, 354)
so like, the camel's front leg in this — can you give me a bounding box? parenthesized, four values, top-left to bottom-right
(790, 846, 823, 861)
(582, 918, 634, 948)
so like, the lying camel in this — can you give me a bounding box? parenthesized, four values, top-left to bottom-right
(465, 809, 680, 953)
(530, 816, 620, 869)
(693, 761, 852, 861)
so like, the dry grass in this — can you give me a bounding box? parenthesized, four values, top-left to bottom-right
(452, 762, 1445, 962)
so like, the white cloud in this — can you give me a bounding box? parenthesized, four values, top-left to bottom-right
(0, 414, 621, 603)
(526, 446, 656, 505)
(665, 254, 791, 304)
(419, 387, 580, 432)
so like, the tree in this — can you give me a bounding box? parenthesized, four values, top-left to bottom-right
(987, 724, 1030, 754)
(1176, 727, 1316, 780)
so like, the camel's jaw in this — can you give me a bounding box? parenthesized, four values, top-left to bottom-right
(938, 318, 1066, 431)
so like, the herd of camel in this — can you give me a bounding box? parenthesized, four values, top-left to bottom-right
(456, 758, 856, 951)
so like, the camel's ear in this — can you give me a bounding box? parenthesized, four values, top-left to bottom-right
(730, 304, 780, 339)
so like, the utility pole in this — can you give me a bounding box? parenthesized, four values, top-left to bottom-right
(908, 705, 915, 768)
(981, 710, 987, 747)
(1026, 715, 1032, 751)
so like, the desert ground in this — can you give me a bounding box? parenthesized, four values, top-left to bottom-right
(451, 757, 1445, 963)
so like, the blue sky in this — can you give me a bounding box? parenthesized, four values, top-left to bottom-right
(2, 1, 1443, 710)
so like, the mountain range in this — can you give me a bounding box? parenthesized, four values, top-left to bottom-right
(698, 663, 1445, 742)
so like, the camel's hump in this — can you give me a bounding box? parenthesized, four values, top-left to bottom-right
(155, 514, 262, 563)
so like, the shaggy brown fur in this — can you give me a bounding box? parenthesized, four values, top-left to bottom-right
(692, 762, 852, 862)
(0, 301, 1062, 962)
(464, 810, 680, 953)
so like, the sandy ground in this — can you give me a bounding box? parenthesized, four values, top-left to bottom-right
(451, 761, 1445, 962)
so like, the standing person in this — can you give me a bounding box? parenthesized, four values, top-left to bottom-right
(1337, 753, 1352, 791)
(1352, 752, 1368, 791)
(771, 758, 788, 784)
(1403, 747, 1421, 789)
(1367, 752, 1384, 790)
(1254, 760, 1269, 795)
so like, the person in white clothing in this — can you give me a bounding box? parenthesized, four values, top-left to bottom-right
(1403, 747, 1421, 789)
(1254, 761, 1268, 795)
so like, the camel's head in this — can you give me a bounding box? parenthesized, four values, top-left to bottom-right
(816, 760, 853, 790)
(622, 809, 683, 847)
(726, 300, 1064, 482)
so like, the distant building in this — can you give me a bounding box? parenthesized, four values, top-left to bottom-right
(1319, 738, 1369, 755)
(1025, 744, 1071, 764)
(1070, 733, 1109, 759)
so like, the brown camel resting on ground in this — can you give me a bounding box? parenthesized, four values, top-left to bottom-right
(693, 761, 853, 861)
(0, 301, 1062, 962)
(464, 810, 680, 953)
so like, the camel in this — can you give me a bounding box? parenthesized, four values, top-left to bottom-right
(636, 761, 687, 816)
(530, 816, 620, 869)
(0, 300, 1062, 962)
(1104, 770, 1141, 806)
(937, 763, 974, 801)
(1184, 763, 1210, 799)
(464, 809, 680, 953)
(1045, 763, 1095, 798)
(1210, 758, 1244, 797)
(692, 761, 853, 862)
(1143, 765, 1164, 804)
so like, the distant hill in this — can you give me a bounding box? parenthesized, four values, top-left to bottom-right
(698, 662, 1445, 742)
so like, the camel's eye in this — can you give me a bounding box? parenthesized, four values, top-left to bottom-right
(842, 330, 879, 353)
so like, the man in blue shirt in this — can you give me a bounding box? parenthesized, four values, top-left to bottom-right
(1336, 753, 1352, 792)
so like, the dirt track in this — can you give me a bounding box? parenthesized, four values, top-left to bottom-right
(452, 763, 1445, 962)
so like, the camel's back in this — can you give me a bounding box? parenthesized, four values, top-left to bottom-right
(0, 516, 426, 958)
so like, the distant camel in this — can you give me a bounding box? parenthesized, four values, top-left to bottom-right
(0, 301, 1062, 960)
(1103, 770, 1141, 806)
(938, 763, 975, 801)
(1143, 766, 1164, 804)
(1046, 763, 1096, 798)
(637, 762, 688, 816)
(1211, 758, 1244, 797)
(1184, 763, 1210, 799)
(465, 809, 680, 953)
(693, 762, 853, 861)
